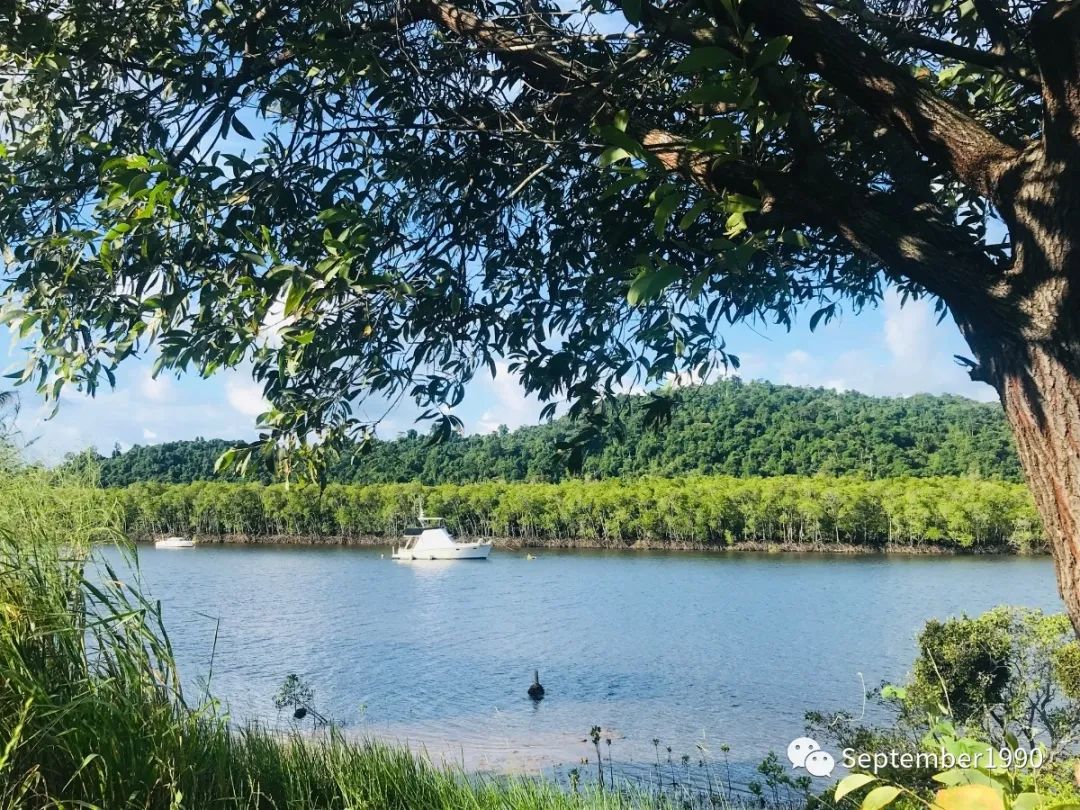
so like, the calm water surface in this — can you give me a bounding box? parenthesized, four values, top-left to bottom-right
(99, 545, 1059, 782)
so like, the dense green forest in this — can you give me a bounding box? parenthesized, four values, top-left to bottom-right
(87, 381, 1021, 487)
(116, 476, 1041, 551)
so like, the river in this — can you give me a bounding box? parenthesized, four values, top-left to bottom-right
(98, 545, 1060, 788)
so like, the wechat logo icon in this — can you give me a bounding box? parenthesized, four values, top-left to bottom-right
(787, 737, 835, 777)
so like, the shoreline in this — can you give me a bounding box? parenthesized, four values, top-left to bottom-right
(142, 532, 1043, 556)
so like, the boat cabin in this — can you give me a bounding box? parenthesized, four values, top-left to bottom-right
(398, 517, 454, 552)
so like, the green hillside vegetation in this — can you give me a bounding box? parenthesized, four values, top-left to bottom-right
(87, 381, 1021, 487)
(116, 476, 1042, 551)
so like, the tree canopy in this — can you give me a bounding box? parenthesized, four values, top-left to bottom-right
(0, 0, 1052, 467)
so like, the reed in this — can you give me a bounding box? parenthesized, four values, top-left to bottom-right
(0, 466, 751, 809)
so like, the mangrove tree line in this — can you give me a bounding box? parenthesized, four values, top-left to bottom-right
(117, 476, 1041, 551)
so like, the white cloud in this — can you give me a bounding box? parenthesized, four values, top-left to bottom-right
(375, 418, 403, 439)
(725, 351, 759, 380)
(743, 291, 996, 401)
(771, 350, 845, 392)
(138, 371, 171, 402)
(777, 349, 816, 387)
(873, 291, 995, 401)
(7, 358, 268, 462)
(256, 292, 294, 349)
(884, 291, 935, 365)
(224, 375, 269, 417)
(474, 362, 546, 434)
(12, 384, 261, 462)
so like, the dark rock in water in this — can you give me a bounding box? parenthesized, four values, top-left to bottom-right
(293, 707, 308, 720)
(528, 669, 545, 700)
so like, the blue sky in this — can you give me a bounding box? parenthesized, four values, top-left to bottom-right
(2, 287, 997, 462)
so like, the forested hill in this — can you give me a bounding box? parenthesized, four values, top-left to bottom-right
(87, 380, 1021, 487)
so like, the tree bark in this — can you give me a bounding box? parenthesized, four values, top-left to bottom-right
(990, 340, 1080, 635)
(959, 184, 1080, 632)
(963, 104, 1080, 636)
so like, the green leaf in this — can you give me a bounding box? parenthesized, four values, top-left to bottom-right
(861, 786, 902, 810)
(753, 35, 791, 70)
(622, 0, 642, 25)
(599, 147, 632, 167)
(724, 211, 747, 236)
(627, 263, 681, 306)
(127, 173, 152, 194)
(18, 313, 40, 338)
(654, 190, 687, 238)
(809, 305, 833, 332)
(679, 197, 711, 231)
(317, 207, 351, 224)
(687, 134, 732, 154)
(683, 83, 742, 105)
(599, 174, 646, 199)
(932, 769, 999, 788)
(937, 65, 964, 86)
(835, 773, 877, 802)
(283, 277, 310, 317)
(231, 117, 254, 139)
(674, 47, 737, 73)
(599, 126, 647, 160)
(725, 193, 760, 213)
(214, 448, 237, 473)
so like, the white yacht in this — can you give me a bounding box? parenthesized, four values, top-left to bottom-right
(391, 512, 491, 561)
(154, 536, 195, 549)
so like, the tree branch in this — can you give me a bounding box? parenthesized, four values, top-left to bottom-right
(618, 127, 1002, 315)
(740, 0, 1021, 202)
(971, 0, 1014, 57)
(1031, 0, 1080, 161)
(421, 0, 593, 88)
(418, 0, 1004, 315)
(818, 0, 1038, 90)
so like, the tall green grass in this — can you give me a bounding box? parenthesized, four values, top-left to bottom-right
(0, 466, 744, 809)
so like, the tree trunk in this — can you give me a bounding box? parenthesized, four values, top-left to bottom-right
(974, 329, 1080, 634)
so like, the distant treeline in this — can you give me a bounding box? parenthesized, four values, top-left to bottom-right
(116, 476, 1042, 551)
(86, 380, 1021, 487)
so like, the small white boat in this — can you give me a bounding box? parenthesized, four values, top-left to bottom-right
(154, 536, 195, 549)
(392, 511, 491, 561)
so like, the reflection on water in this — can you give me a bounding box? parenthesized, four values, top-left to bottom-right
(98, 545, 1059, 784)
